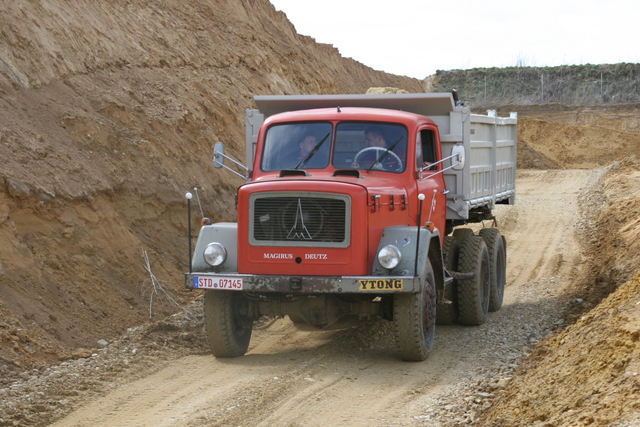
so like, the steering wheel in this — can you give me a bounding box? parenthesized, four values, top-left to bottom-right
(353, 147, 403, 172)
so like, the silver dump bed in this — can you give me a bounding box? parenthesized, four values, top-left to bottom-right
(245, 93, 517, 220)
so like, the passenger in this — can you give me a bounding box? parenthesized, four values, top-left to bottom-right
(282, 135, 326, 169)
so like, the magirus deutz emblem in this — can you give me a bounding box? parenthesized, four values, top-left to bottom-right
(286, 199, 313, 240)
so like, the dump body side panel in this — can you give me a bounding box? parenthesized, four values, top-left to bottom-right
(441, 109, 517, 220)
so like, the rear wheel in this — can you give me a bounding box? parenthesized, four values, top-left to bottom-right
(203, 290, 254, 357)
(288, 314, 306, 324)
(393, 261, 436, 361)
(452, 227, 474, 241)
(479, 228, 506, 312)
(457, 235, 490, 326)
(436, 236, 460, 325)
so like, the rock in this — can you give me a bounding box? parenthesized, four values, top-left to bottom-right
(497, 378, 511, 388)
(97, 339, 109, 348)
(72, 348, 93, 359)
(6, 179, 31, 198)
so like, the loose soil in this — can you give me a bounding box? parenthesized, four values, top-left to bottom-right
(1, 1, 640, 426)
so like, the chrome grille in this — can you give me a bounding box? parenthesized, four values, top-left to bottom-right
(251, 194, 350, 247)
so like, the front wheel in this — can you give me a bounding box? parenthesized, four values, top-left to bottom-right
(203, 290, 254, 357)
(393, 262, 436, 361)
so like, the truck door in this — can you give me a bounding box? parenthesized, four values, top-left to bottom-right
(416, 128, 447, 244)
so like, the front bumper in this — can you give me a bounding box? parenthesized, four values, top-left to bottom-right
(184, 272, 421, 294)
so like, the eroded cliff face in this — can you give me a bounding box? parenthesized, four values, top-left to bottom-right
(0, 0, 424, 366)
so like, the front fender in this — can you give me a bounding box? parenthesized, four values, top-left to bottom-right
(191, 222, 238, 272)
(372, 225, 441, 283)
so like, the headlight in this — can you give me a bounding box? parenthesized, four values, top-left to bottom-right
(203, 242, 227, 266)
(378, 245, 402, 269)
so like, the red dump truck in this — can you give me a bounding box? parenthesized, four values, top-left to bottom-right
(184, 93, 517, 361)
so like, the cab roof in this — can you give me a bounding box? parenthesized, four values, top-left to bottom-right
(254, 93, 455, 119)
(262, 106, 436, 126)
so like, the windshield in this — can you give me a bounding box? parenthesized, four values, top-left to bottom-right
(260, 121, 408, 174)
(261, 122, 332, 171)
(333, 122, 407, 173)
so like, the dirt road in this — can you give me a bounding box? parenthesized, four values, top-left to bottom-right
(35, 169, 590, 426)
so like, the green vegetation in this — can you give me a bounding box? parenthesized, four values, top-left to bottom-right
(428, 63, 640, 106)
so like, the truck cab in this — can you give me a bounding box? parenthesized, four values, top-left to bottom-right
(241, 106, 447, 277)
(185, 93, 517, 361)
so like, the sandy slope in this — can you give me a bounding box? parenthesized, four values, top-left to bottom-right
(0, 0, 422, 369)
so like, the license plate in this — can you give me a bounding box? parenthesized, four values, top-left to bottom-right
(193, 276, 243, 290)
(358, 279, 403, 291)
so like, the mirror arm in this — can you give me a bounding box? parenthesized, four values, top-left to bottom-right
(213, 142, 249, 180)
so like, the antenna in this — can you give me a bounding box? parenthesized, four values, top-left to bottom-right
(193, 187, 211, 226)
(185, 192, 193, 274)
(194, 187, 205, 217)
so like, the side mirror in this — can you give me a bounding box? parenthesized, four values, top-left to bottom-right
(212, 141, 249, 179)
(451, 144, 465, 171)
(213, 142, 225, 168)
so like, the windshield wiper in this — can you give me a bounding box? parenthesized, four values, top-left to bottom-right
(295, 132, 330, 169)
(367, 135, 403, 172)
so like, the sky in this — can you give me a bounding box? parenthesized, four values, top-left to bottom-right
(269, 0, 640, 79)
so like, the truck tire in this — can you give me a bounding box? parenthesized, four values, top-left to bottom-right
(452, 227, 474, 241)
(457, 235, 490, 326)
(203, 290, 253, 357)
(288, 314, 305, 324)
(478, 228, 506, 312)
(436, 236, 460, 325)
(393, 261, 436, 361)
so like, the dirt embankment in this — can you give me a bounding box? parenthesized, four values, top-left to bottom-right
(475, 104, 640, 426)
(517, 115, 640, 169)
(1, 1, 640, 426)
(482, 103, 640, 170)
(479, 157, 640, 426)
(0, 0, 422, 369)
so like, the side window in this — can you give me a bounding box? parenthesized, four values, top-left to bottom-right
(416, 133, 423, 169)
(420, 129, 437, 170)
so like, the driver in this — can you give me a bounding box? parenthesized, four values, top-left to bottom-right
(351, 128, 396, 169)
